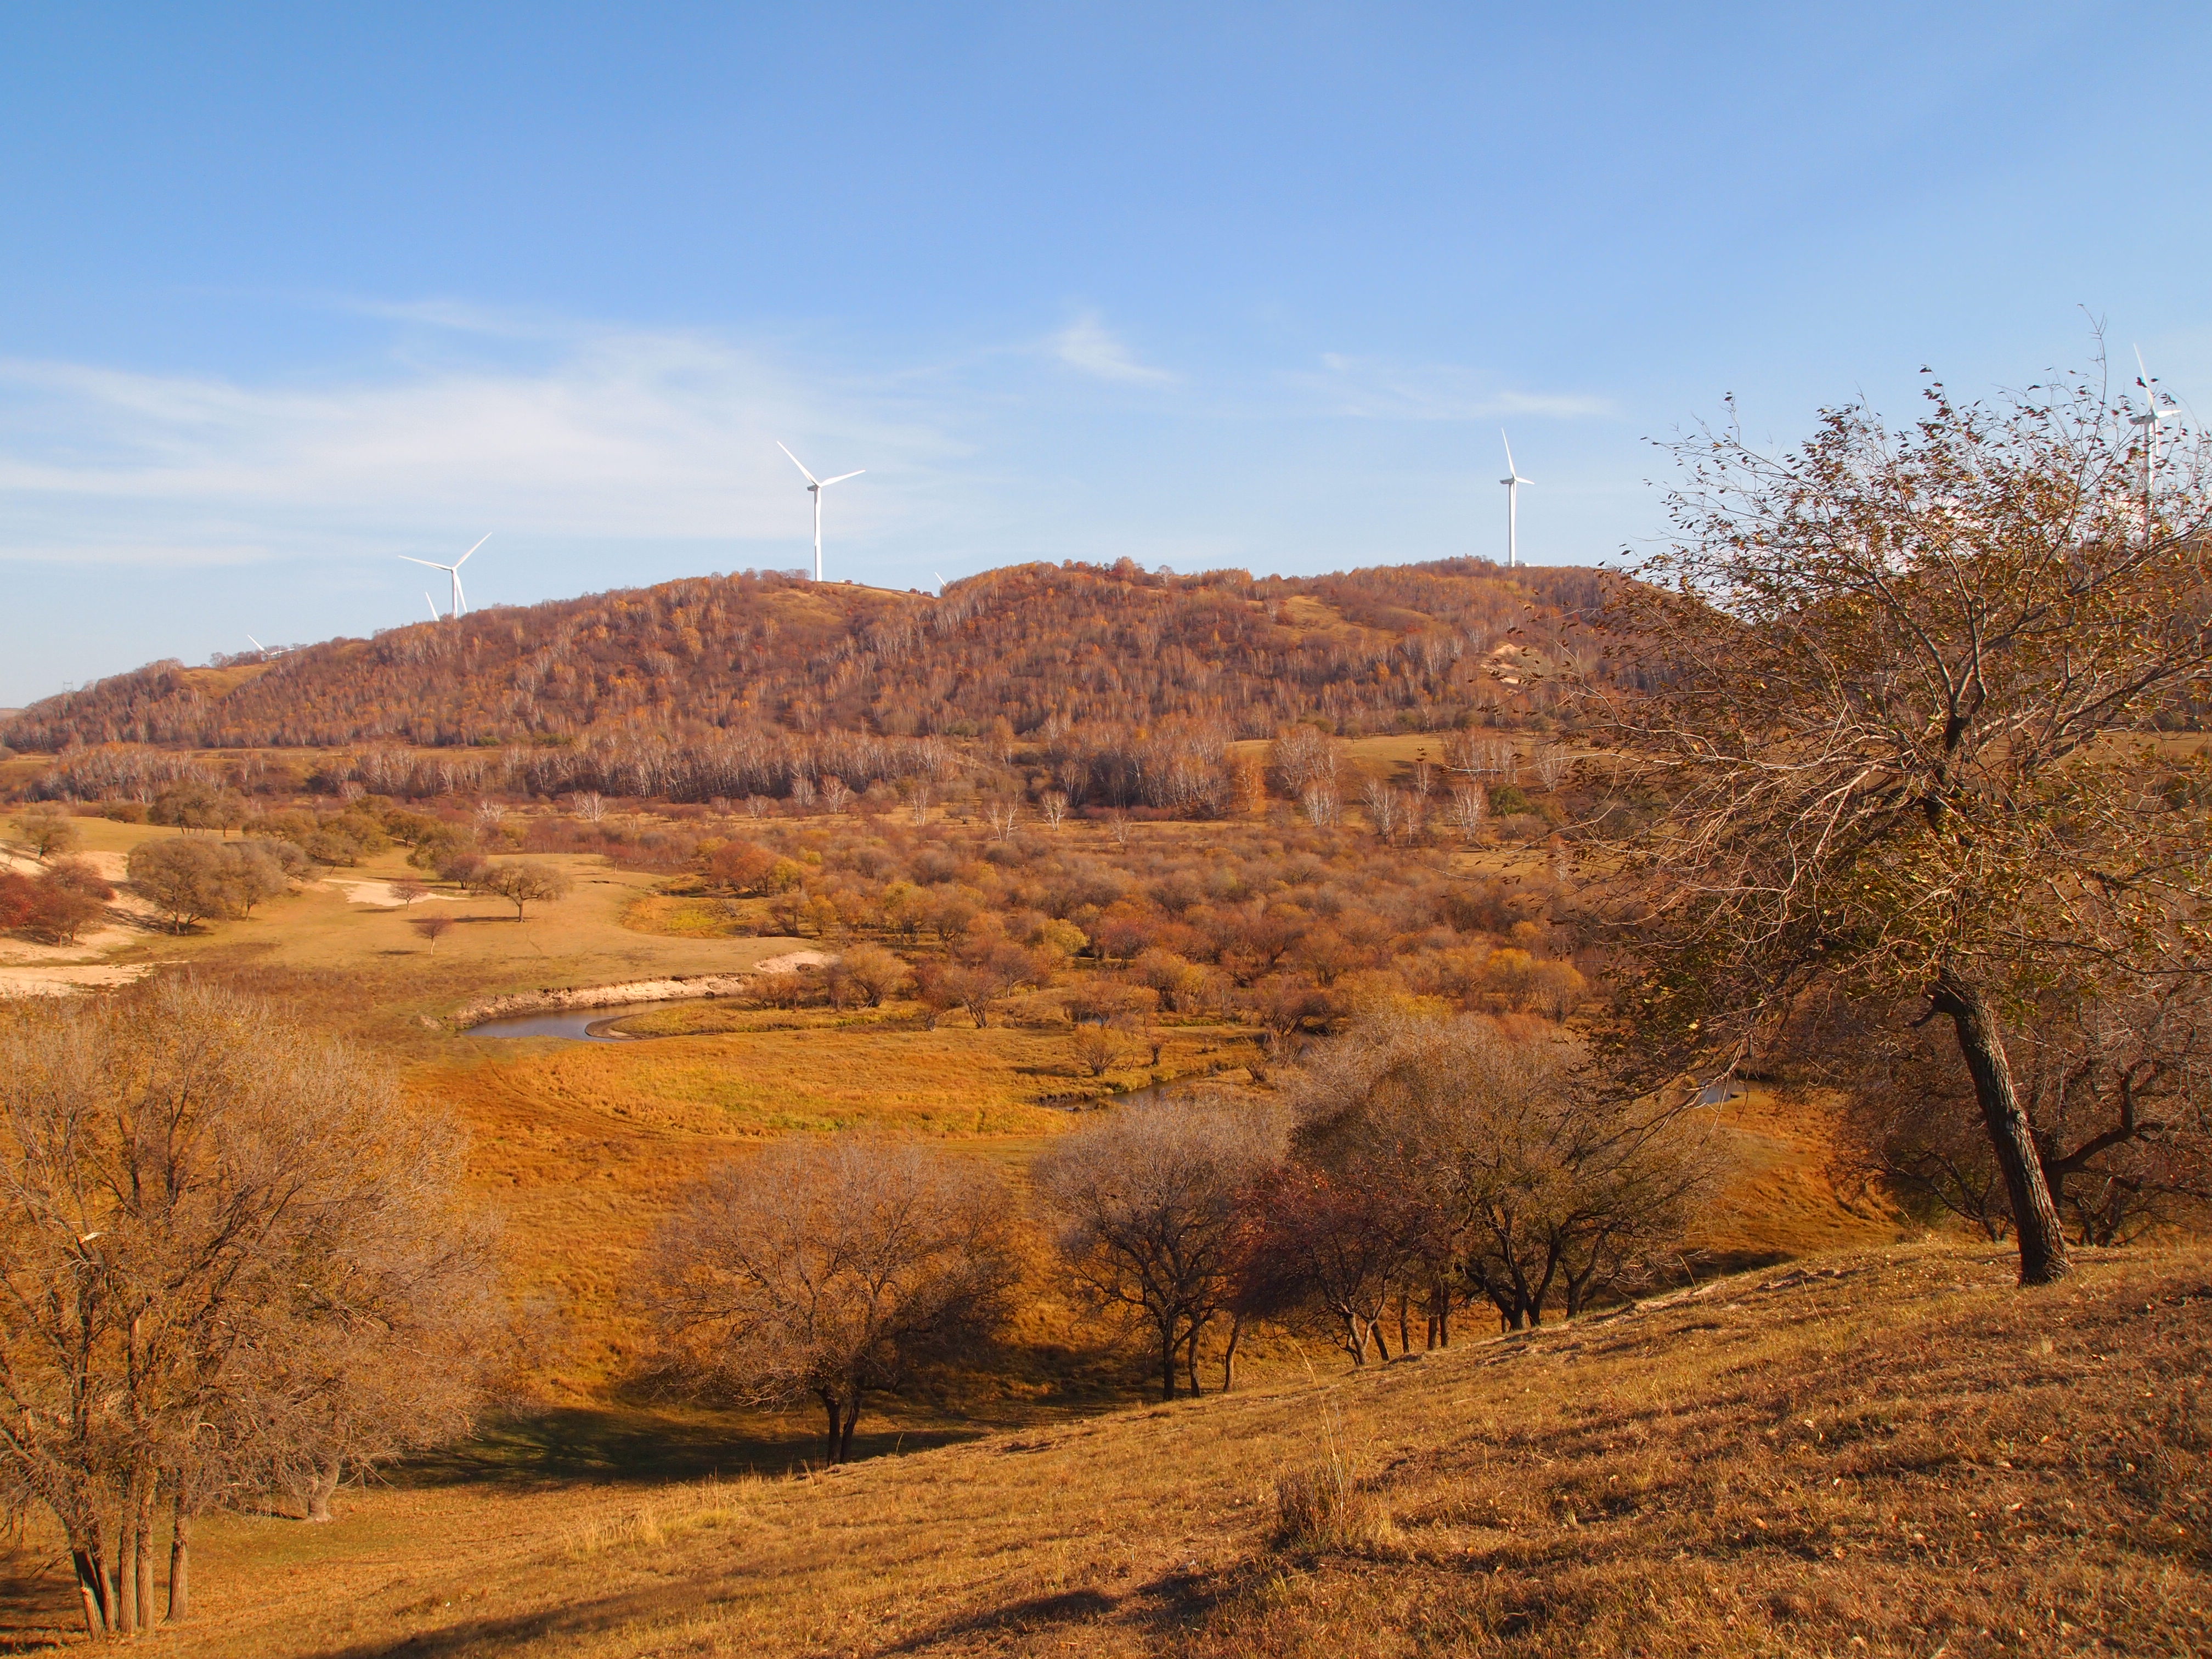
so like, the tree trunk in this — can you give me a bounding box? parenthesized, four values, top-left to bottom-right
(837, 1397, 858, 1465)
(167, 1494, 191, 1622)
(1159, 1328, 1179, 1401)
(1933, 968, 2072, 1285)
(304, 1452, 341, 1522)
(71, 1549, 110, 1640)
(1184, 1325, 1204, 1398)
(134, 1496, 154, 1638)
(113, 1519, 137, 1635)
(1397, 1289, 1411, 1356)
(1221, 1313, 1242, 1394)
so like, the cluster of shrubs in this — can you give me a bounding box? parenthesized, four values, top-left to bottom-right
(125, 837, 307, 932)
(2, 807, 113, 944)
(0, 857, 114, 944)
(664, 812, 1589, 1046)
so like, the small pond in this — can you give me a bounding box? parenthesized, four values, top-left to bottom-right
(464, 1000, 705, 1042)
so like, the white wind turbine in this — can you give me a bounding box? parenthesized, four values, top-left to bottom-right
(1499, 431, 1532, 569)
(246, 634, 289, 658)
(399, 534, 490, 618)
(2131, 346, 2183, 527)
(776, 443, 864, 582)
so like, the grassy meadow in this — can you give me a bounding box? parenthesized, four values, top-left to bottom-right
(2, 1239, 2199, 1657)
(6, 799, 2139, 1659)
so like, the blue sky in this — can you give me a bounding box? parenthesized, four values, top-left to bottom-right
(3, 2, 2208, 706)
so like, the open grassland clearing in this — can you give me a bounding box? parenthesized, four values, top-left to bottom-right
(0, 1241, 2197, 1658)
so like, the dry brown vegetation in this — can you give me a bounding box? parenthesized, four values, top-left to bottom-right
(0, 1240, 2198, 1656)
(1, 464, 2205, 1655)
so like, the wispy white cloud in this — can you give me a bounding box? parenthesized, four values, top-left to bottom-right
(1284, 353, 1614, 421)
(1052, 311, 1177, 385)
(0, 319, 960, 566)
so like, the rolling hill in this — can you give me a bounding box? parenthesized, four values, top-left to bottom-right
(0, 559, 1612, 765)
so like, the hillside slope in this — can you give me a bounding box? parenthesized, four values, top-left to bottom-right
(0, 560, 1610, 759)
(8, 1240, 2193, 1658)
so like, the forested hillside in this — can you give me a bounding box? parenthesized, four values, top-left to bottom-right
(3, 558, 1608, 758)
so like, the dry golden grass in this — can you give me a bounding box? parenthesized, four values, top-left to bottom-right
(416, 1017, 1248, 1388)
(3, 1239, 2199, 1657)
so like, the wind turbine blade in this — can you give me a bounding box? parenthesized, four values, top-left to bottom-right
(1501, 429, 1517, 474)
(398, 555, 448, 570)
(453, 532, 491, 567)
(817, 469, 864, 487)
(453, 572, 467, 615)
(776, 442, 820, 486)
(247, 635, 265, 652)
(426, 593, 441, 622)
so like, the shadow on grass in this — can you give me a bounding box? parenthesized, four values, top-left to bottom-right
(0, 1552, 77, 1651)
(294, 1570, 1227, 1659)
(400, 1403, 989, 1491)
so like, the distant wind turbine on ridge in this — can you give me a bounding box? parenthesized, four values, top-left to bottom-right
(399, 534, 490, 618)
(2131, 345, 2183, 522)
(776, 443, 863, 582)
(1499, 431, 1532, 570)
(246, 634, 289, 658)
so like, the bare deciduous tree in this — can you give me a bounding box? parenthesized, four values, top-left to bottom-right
(1576, 363, 2212, 1285)
(471, 860, 574, 921)
(13, 804, 80, 861)
(1361, 777, 1398, 841)
(652, 1136, 1013, 1464)
(1071, 1023, 1126, 1077)
(1287, 1012, 1711, 1334)
(1036, 1096, 1285, 1400)
(836, 943, 913, 1008)
(1446, 783, 1488, 843)
(0, 978, 495, 1637)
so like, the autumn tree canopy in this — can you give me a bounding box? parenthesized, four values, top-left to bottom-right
(1577, 365, 2212, 1286)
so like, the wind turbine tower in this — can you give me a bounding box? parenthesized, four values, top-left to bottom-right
(399, 534, 489, 618)
(777, 443, 864, 581)
(2132, 346, 2183, 528)
(1499, 431, 1532, 569)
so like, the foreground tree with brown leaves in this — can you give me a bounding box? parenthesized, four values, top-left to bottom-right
(1577, 363, 2212, 1285)
(0, 977, 496, 1638)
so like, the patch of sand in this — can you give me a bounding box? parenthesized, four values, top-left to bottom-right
(0, 848, 167, 965)
(0, 963, 163, 998)
(323, 877, 470, 909)
(450, 951, 832, 1026)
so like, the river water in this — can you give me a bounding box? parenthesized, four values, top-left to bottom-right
(463, 1000, 697, 1041)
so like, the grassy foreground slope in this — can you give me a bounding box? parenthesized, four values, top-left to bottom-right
(52, 1240, 2203, 1659)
